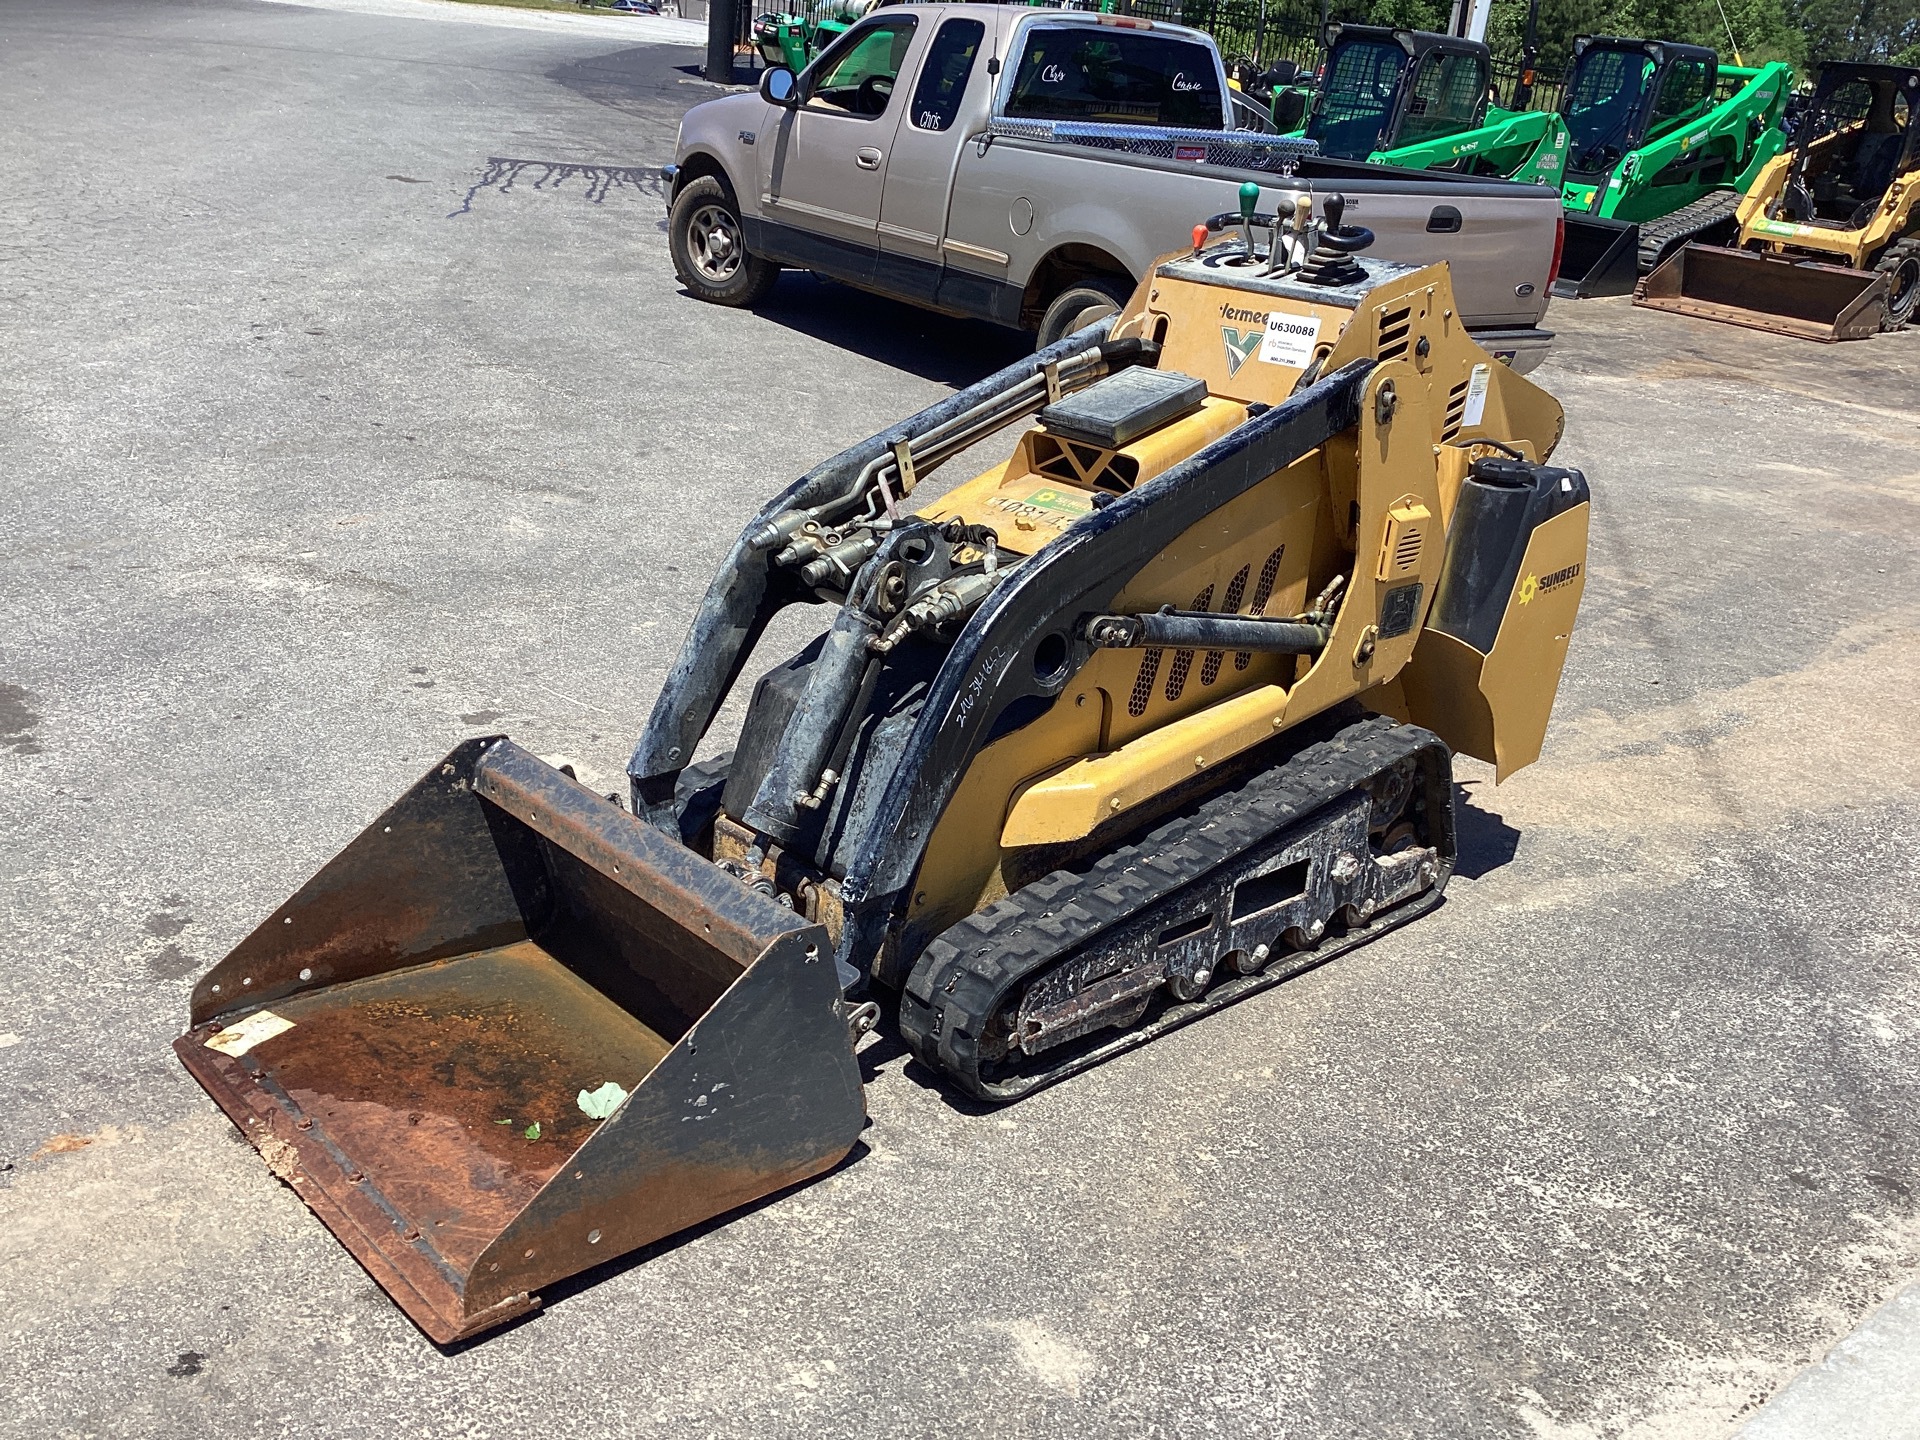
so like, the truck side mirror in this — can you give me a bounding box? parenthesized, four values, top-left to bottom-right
(762, 66, 798, 106)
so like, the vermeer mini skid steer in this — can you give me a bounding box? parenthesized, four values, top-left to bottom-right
(176, 188, 1590, 1344)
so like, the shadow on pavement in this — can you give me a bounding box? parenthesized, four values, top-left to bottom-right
(747, 272, 1033, 387)
(455, 1133, 876, 1352)
(1454, 781, 1521, 880)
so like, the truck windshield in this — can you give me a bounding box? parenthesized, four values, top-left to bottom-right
(1305, 37, 1410, 159)
(1004, 26, 1224, 129)
(1562, 45, 1656, 175)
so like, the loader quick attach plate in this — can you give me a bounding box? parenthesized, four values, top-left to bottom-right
(176, 738, 866, 1344)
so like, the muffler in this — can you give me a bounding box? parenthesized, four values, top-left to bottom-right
(1634, 244, 1891, 341)
(1550, 215, 1640, 299)
(174, 737, 866, 1344)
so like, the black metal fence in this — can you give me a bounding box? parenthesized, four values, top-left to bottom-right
(733, 0, 1575, 117)
(1487, 57, 1568, 114)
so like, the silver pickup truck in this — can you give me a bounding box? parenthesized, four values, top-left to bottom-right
(665, 4, 1560, 369)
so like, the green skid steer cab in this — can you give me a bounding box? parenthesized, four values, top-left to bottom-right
(1296, 26, 1568, 188)
(1550, 36, 1793, 296)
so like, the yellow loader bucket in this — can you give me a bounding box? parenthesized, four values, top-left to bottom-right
(174, 738, 866, 1344)
(1634, 243, 1891, 341)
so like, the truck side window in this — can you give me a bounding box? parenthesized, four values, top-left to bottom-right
(909, 18, 985, 132)
(1004, 27, 1223, 129)
(807, 17, 919, 119)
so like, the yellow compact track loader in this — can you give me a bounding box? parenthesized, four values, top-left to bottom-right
(1638, 62, 1920, 339)
(176, 189, 1590, 1345)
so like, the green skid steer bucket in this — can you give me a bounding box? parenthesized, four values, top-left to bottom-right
(174, 737, 866, 1344)
(1634, 243, 1891, 341)
(1550, 216, 1641, 299)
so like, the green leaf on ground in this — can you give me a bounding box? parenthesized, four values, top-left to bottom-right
(577, 1081, 629, 1120)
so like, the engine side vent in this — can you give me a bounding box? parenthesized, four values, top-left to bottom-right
(1127, 649, 1164, 717)
(1163, 584, 1215, 703)
(1441, 378, 1469, 440)
(1236, 545, 1286, 671)
(1376, 306, 1412, 362)
(1377, 503, 1432, 581)
(1199, 564, 1250, 686)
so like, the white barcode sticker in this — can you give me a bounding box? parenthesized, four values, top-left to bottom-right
(1462, 363, 1491, 427)
(204, 1010, 295, 1057)
(1259, 312, 1321, 368)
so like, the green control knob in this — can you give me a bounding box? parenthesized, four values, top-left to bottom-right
(1238, 180, 1261, 219)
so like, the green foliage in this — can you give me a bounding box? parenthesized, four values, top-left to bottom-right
(1475, 0, 1919, 67)
(1195, 0, 1917, 76)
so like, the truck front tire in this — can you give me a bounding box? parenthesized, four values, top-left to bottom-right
(670, 176, 780, 308)
(1036, 277, 1131, 349)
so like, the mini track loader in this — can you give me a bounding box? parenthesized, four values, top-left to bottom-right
(1637, 62, 1920, 339)
(176, 187, 1590, 1345)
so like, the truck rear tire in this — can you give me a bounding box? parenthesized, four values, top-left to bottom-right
(1035, 277, 1130, 349)
(670, 176, 780, 308)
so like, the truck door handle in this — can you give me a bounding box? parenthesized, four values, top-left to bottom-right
(855, 148, 883, 170)
(1427, 205, 1463, 233)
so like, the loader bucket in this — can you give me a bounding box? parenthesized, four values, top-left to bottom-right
(1634, 244, 1891, 341)
(174, 737, 866, 1344)
(1550, 215, 1640, 299)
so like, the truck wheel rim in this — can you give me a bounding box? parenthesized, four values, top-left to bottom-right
(1064, 298, 1118, 337)
(687, 204, 742, 284)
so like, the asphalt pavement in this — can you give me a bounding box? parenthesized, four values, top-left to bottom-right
(3, 2, 1919, 1437)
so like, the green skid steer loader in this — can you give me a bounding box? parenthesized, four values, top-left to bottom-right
(1292, 26, 1568, 188)
(1545, 37, 1793, 296)
(1285, 28, 1793, 299)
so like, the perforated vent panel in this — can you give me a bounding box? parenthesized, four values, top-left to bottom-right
(1377, 306, 1412, 362)
(1236, 545, 1286, 671)
(1163, 584, 1214, 702)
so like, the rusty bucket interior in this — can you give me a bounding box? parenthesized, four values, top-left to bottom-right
(1634, 244, 1891, 341)
(175, 737, 866, 1344)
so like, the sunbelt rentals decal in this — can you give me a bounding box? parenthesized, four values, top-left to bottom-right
(1517, 563, 1582, 605)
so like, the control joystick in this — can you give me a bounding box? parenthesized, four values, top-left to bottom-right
(1297, 191, 1375, 287)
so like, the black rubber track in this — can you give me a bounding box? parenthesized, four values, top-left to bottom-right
(1636, 190, 1744, 275)
(899, 713, 1454, 1101)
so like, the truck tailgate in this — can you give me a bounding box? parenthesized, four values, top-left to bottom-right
(950, 140, 1558, 334)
